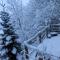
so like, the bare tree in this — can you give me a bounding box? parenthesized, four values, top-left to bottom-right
(0, 0, 6, 11)
(7, 0, 22, 29)
(7, 0, 28, 41)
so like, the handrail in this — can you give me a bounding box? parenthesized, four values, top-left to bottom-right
(23, 25, 49, 60)
(24, 25, 49, 44)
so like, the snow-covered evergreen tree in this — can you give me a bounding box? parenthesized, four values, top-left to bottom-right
(0, 11, 22, 60)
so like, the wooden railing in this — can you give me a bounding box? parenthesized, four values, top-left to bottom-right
(23, 24, 60, 60)
(23, 26, 49, 60)
(24, 26, 49, 45)
(50, 24, 60, 33)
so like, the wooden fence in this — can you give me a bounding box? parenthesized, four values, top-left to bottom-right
(25, 26, 49, 44)
(23, 24, 60, 60)
(50, 24, 60, 33)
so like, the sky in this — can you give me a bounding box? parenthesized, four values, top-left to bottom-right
(0, 0, 30, 11)
(22, 0, 29, 6)
(0, 0, 7, 11)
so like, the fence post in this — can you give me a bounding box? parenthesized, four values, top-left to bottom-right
(39, 35, 42, 43)
(46, 25, 50, 38)
(46, 27, 48, 37)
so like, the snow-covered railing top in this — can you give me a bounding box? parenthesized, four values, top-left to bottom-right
(24, 25, 49, 45)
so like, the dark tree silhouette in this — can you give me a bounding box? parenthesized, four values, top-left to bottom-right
(0, 11, 22, 60)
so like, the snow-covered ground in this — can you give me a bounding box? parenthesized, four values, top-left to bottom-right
(18, 33, 60, 60)
(38, 34, 60, 57)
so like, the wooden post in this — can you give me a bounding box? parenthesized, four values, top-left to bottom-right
(46, 27, 48, 37)
(39, 35, 42, 43)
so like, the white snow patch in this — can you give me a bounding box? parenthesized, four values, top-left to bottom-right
(38, 34, 60, 57)
(0, 19, 3, 23)
(12, 47, 17, 54)
(6, 36, 12, 41)
(29, 50, 37, 60)
(5, 41, 12, 46)
(0, 29, 4, 34)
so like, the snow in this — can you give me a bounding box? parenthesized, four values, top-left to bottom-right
(20, 32, 60, 60)
(5, 41, 12, 46)
(17, 54, 23, 60)
(12, 47, 17, 54)
(0, 29, 4, 34)
(0, 0, 60, 60)
(0, 35, 3, 39)
(0, 24, 3, 29)
(6, 36, 12, 41)
(29, 50, 36, 60)
(38, 34, 60, 57)
(0, 19, 3, 23)
(0, 39, 3, 44)
(0, 49, 7, 56)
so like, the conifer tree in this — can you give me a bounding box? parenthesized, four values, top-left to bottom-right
(0, 11, 22, 60)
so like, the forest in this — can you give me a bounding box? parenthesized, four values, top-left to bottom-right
(0, 0, 60, 60)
